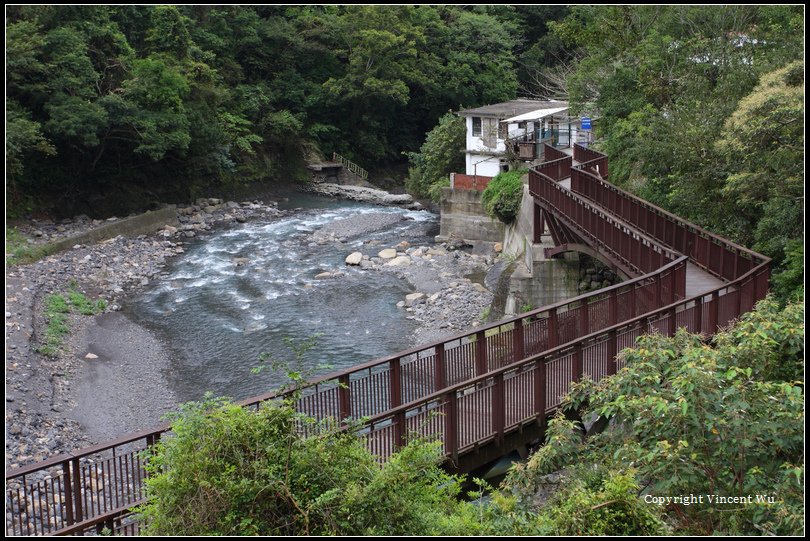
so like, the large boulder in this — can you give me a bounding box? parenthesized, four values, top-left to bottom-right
(387, 255, 411, 267)
(378, 248, 397, 259)
(405, 292, 425, 306)
(345, 252, 363, 265)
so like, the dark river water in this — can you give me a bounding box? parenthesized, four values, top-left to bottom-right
(127, 193, 438, 403)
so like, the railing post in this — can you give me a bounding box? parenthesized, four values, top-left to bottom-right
(709, 291, 719, 333)
(572, 344, 583, 383)
(493, 373, 505, 441)
(434, 344, 446, 391)
(668, 307, 677, 337)
(71, 457, 84, 526)
(669, 265, 676, 303)
(393, 410, 406, 451)
(445, 392, 458, 463)
(475, 330, 488, 375)
(580, 300, 589, 336)
(389, 358, 402, 409)
(548, 310, 558, 349)
(694, 296, 703, 335)
(609, 289, 618, 325)
(338, 374, 351, 421)
(512, 318, 525, 362)
(630, 285, 637, 317)
(534, 359, 546, 424)
(656, 272, 663, 306)
(607, 330, 617, 376)
(62, 459, 75, 527)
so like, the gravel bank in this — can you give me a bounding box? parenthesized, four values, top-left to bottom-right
(341, 239, 498, 345)
(5, 198, 283, 468)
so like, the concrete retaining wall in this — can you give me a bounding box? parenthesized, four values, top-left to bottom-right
(43, 207, 178, 255)
(438, 187, 504, 243)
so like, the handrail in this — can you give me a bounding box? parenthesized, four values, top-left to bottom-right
(5, 257, 689, 536)
(530, 169, 681, 276)
(358, 260, 770, 461)
(332, 152, 369, 180)
(535, 154, 571, 181)
(568, 147, 766, 281)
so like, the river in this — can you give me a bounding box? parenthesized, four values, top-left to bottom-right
(127, 193, 439, 402)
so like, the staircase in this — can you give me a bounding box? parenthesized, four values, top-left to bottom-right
(332, 152, 369, 181)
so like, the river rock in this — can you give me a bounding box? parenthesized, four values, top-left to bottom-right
(494, 243, 503, 253)
(387, 255, 411, 267)
(84, 353, 98, 360)
(233, 257, 250, 266)
(345, 252, 363, 265)
(405, 292, 425, 306)
(378, 248, 397, 259)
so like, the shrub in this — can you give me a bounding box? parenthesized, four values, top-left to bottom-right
(405, 112, 466, 199)
(137, 396, 465, 536)
(481, 170, 525, 223)
(503, 297, 805, 535)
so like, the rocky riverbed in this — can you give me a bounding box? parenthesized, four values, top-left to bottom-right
(5, 194, 500, 471)
(341, 241, 496, 344)
(5, 198, 285, 468)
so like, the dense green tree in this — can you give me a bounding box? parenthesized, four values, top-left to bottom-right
(7, 5, 551, 216)
(504, 297, 805, 535)
(138, 395, 466, 536)
(405, 111, 466, 200)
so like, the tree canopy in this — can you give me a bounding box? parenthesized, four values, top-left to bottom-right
(6, 5, 567, 217)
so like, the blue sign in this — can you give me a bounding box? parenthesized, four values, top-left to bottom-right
(581, 117, 592, 130)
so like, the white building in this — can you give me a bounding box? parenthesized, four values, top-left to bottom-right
(457, 99, 588, 178)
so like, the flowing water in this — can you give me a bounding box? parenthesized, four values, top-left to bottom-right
(128, 193, 438, 402)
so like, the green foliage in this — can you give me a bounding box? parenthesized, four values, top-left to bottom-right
(541, 469, 667, 535)
(716, 61, 804, 282)
(504, 297, 805, 535)
(137, 395, 466, 536)
(7, 5, 560, 217)
(405, 111, 465, 199)
(481, 170, 525, 224)
(5, 227, 59, 265)
(37, 288, 106, 356)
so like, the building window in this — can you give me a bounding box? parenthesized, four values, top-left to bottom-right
(472, 117, 482, 137)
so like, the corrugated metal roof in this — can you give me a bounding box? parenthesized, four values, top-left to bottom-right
(458, 99, 568, 118)
(502, 107, 569, 122)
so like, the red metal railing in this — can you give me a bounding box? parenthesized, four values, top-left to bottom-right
(357, 261, 770, 464)
(529, 169, 680, 277)
(5, 255, 688, 536)
(573, 143, 609, 178)
(569, 145, 766, 281)
(535, 152, 571, 182)
(543, 143, 568, 162)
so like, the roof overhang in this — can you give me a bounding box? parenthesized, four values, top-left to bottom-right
(502, 107, 569, 123)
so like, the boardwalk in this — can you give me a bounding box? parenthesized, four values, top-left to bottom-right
(5, 144, 770, 536)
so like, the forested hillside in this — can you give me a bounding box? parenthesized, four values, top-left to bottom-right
(6, 5, 566, 216)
